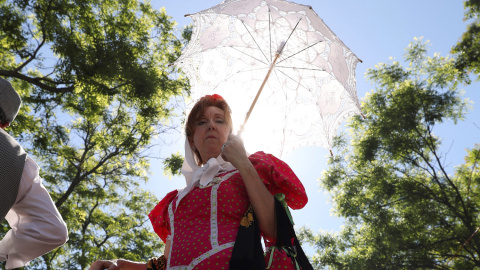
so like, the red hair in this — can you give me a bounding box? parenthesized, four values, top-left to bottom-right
(186, 94, 233, 165)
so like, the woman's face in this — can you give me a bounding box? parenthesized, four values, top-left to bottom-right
(190, 106, 230, 164)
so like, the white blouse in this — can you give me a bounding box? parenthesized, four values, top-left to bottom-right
(0, 156, 68, 269)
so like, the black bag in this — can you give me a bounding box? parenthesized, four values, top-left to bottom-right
(229, 205, 265, 270)
(229, 195, 313, 270)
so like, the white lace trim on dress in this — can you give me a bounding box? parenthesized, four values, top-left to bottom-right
(167, 171, 237, 270)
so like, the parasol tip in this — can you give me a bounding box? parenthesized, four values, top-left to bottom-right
(361, 112, 366, 119)
(329, 149, 333, 156)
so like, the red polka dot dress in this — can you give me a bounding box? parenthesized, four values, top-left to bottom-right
(149, 152, 308, 270)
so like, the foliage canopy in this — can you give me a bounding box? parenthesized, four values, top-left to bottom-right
(452, 0, 480, 81)
(299, 38, 479, 269)
(0, 0, 188, 268)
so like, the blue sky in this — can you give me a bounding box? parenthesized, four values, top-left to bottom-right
(145, 0, 480, 250)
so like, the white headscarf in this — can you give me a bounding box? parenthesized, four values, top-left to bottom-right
(176, 137, 235, 208)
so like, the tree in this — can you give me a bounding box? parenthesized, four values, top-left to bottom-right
(0, 0, 188, 269)
(299, 38, 479, 269)
(452, 0, 480, 81)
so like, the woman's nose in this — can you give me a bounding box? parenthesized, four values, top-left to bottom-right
(207, 119, 216, 130)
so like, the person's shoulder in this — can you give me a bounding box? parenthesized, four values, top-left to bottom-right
(150, 190, 178, 219)
(248, 151, 269, 160)
(0, 128, 27, 157)
(0, 128, 21, 149)
(159, 190, 179, 205)
(248, 151, 285, 166)
(165, 189, 179, 198)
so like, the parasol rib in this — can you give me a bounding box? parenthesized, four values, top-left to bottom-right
(277, 40, 325, 65)
(275, 66, 325, 72)
(209, 66, 270, 91)
(277, 18, 302, 62)
(277, 47, 328, 70)
(268, 6, 273, 63)
(275, 68, 312, 93)
(233, 66, 270, 73)
(240, 20, 270, 63)
(228, 46, 269, 65)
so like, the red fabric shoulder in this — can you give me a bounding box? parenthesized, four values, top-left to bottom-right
(248, 151, 308, 210)
(149, 190, 178, 243)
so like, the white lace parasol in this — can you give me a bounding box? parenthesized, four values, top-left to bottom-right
(176, 0, 363, 157)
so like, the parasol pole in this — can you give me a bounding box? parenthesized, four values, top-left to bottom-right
(238, 42, 286, 136)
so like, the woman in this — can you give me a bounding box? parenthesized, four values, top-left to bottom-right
(89, 94, 311, 270)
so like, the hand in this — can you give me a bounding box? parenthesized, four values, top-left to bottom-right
(221, 134, 250, 168)
(89, 260, 119, 270)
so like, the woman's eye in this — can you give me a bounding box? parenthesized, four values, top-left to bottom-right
(197, 120, 207, 125)
(216, 119, 225, 124)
